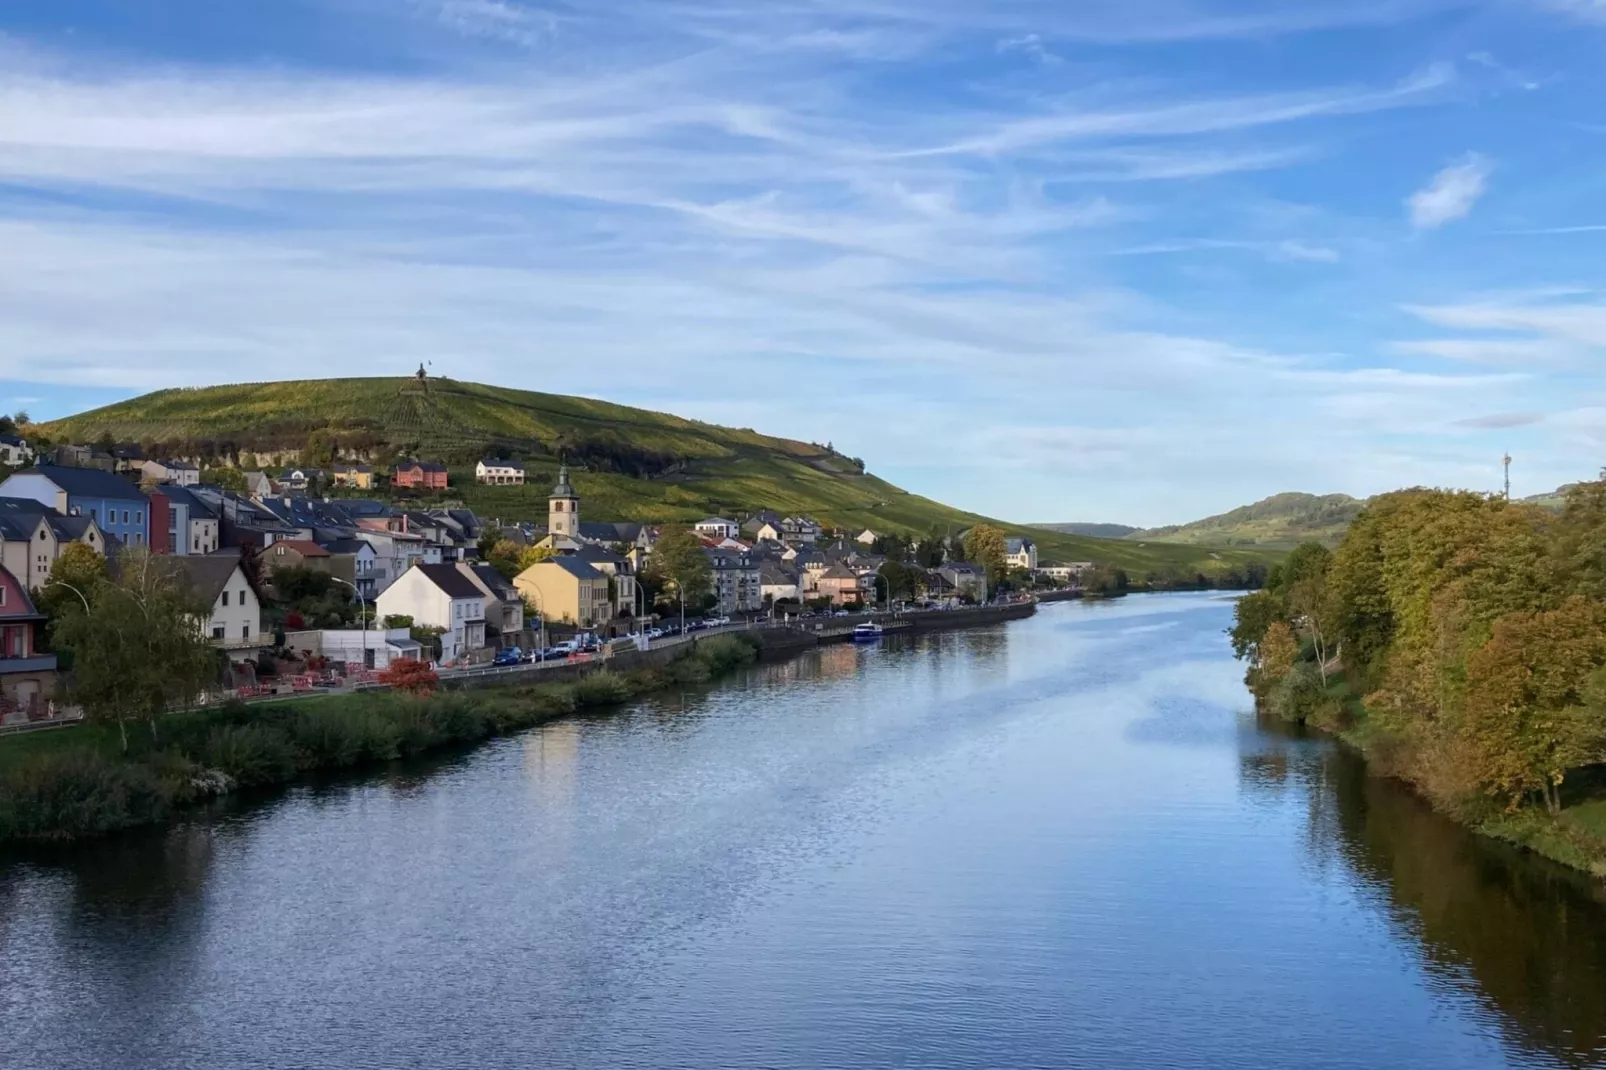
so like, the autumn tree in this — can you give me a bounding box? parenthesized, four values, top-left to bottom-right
(36, 542, 109, 625)
(379, 657, 439, 696)
(1460, 599, 1606, 813)
(962, 524, 1008, 588)
(201, 466, 248, 494)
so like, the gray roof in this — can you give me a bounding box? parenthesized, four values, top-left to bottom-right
(467, 563, 517, 598)
(395, 460, 447, 474)
(484, 457, 526, 472)
(549, 464, 573, 496)
(758, 562, 797, 584)
(539, 556, 604, 580)
(413, 562, 486, 599)
(1005, 537, 1034, 553)
(153, 483, 218, 520)
(155, 555, 254, 605)
(23, 464, 147, 504)
(818, 564, 857, 580)
(321, 538, 374, 556)
(572, 544, 626, 567)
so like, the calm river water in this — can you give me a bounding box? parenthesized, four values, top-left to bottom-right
(5, 594, 1606, 1069)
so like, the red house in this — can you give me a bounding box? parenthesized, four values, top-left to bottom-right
(0, 565, 57, 718)
(393, 461, 449, 491)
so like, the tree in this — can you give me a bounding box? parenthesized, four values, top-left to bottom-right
(1461, 599, 1606, 813)
(477, 531, 502, 561)
(962, 524, 1008, 587)
(13, 410, 30, 428)
(50, 549, 218, 751)
(914, 537, 946, 569)
(237, 450, 257, 470)
(201, 467, 248, 494)
(517, 545, 556, 571)
(484, 539, 525, 580)
(379, 657, 439, 696)
(36, 542, 108, 626)
(878, 559, 922, 602)
(302, 430, 335, 468)
(1251, 620, 1299, 702)
(643, 528, 712, 611)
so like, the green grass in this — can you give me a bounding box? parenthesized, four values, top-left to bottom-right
(0, 633, 766, 843)
(41, 375, 1275, 580)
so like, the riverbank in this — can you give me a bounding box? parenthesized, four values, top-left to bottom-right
(0, 603, 1037, 844)
(1271, 671, 1606, 880)
(0, 634, 765, 844)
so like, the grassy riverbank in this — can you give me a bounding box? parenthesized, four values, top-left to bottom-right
(0, 634, 761, 844)
(1282, 670, 1606, 879)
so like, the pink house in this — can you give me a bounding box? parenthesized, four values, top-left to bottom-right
(0, 564, 57, 715)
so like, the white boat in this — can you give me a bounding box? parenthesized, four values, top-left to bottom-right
(851, 622, 884, 643)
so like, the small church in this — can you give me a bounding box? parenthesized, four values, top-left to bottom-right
(535, 465, 582, 551)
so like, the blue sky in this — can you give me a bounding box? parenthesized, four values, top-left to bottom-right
(2, 0, 1605, 525)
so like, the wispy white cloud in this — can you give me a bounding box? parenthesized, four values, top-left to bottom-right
(996, 33, 1063, 65)
(1407, 153, 1492, 229)
(1454, 411, 1544, 429)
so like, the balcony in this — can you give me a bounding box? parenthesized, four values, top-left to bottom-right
(0, 654, 58, 674)
(212, 634, 270, 651)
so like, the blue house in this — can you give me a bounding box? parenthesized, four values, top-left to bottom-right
(0, 465, 151, 548)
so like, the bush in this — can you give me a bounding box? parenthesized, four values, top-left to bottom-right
(0, 749, 184, 841)
(573, 671, 633, 707)
(202, 724, 301, 787)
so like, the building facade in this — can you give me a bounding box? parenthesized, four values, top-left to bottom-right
(0, 465, 151, 548)
(375, 563, 487, 663)
(476, 459, 525, 485)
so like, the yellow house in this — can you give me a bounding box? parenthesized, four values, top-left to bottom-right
(333, 464, 376, 490)
(514, 557, 612, 628)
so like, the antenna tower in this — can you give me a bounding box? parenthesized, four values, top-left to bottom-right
(1502, 453, 1512, 501)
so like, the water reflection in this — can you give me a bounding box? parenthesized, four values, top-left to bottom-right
(1240, 716, 1606, 1066)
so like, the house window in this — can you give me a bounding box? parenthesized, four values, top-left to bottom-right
(212, 625, 225, 640)
(221, 591, 230, 606)
(0, 588, 7, 607)
(242, 624, 251, 640)
(123, 510, 130, 524)
(136, 511, 143, 524)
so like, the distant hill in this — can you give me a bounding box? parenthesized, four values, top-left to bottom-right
(39, 376, 1276, 581)
(1129, 492, 1365, 549)
(1031, 522, 1140, 539)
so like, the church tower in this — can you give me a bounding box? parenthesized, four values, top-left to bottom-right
(549, 465, 578, 539)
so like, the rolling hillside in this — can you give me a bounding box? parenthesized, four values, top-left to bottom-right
(1127, 492, 1364, 548)
(1030, 522, 1140, 539)
(39, 376, 1275, 581)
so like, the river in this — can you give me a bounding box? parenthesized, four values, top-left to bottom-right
(4, 593, 1606, 1069)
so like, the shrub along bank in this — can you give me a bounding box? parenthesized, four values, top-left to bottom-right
(0, 634, 761, 845)
(1230, 483, 1606, 879)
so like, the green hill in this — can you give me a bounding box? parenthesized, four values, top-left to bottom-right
(1030, 522, 1141, 539)
(39, 376, 1274, 582)
(1129, 492, 1364, 549)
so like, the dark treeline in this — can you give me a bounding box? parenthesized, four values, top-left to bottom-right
(1231, 477, 1606, 870)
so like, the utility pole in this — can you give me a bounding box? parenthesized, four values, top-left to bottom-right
(1503, 453, 1512, 501)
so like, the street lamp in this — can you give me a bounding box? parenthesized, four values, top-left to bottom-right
(524, 584, 547, 655)
(330, 576, 370, 669)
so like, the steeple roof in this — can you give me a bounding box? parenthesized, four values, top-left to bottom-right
(550, 464, 576, 499)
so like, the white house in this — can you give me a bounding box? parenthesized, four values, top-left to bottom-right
(0, 435, 33, 467)
(1040, 563, 1094, 583)
(139, 459, 200, 487)
(1004, 537, 1038, 571)
(159, 556, 266, 662)
(694, 517, 741, 540)
(375, 562, 486, 664)
(475, 458, 525, 486)
(854, 529, 878, 547)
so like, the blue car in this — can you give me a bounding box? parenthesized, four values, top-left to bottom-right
(492, 647, 523, 666)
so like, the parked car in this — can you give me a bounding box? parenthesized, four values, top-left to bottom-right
(492, 647, 523, 667)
